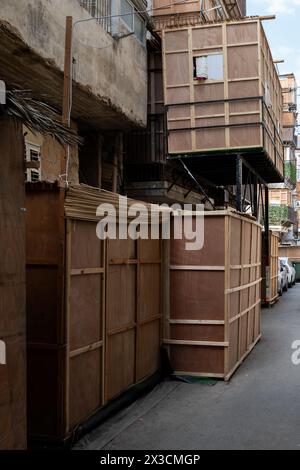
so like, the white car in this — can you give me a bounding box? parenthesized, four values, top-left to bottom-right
(279, 257, 296, 288)
(278, 259, 288, 296)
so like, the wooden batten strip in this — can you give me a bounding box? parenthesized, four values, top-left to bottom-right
(226, 278, 262, 294)
(170, 265, 225, 271)
(139, 314, 161, 327)
(71, 267, 105, 275)
(109, 259, 138, 265)
(172, 371, 224, 379)
(227, 41, 259, 48)
(169, 319, 225, 325)
(225, 335, 261, 381)
(69, 341, 103, 359)
(229, 299, 261, 325)
(230, 262, 261, 269)
(107, 322, 137, 337)
(164, 339, 229, 347)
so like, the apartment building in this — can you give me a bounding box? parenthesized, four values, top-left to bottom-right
(0, 0, 149, 189)
(269, 73, 298, 242)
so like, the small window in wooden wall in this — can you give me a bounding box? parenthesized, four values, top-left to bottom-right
(194, 54, 224, 81)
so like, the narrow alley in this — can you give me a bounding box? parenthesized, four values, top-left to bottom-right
(76, 285, 300, 451)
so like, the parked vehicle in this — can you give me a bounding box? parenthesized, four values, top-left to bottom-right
(279, 257, 296, 288)
(278, 259, 288, 296)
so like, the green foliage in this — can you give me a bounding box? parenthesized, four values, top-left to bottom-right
(284, 162, 297, 186)
(269, 205, 288, 224)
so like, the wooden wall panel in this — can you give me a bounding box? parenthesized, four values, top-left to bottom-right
(106, 329, 135, 401)
(162, 20, 284, 180)
(227, 22, 258, 44)
(69, 275, 102, 350)
(167, 212, 262, 380)
(171, 271, 225, 321)
(0, 118, 26, 449)
(170, 346, 224, 375)
(136, 320, 161, 382)
(69, 350, 102, 430)
(26, 188, 163, 442)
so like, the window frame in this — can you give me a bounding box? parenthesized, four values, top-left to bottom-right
(193, 53, 224, 82)
(120, 0, 146, 46)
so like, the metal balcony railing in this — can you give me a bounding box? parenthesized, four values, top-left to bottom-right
(79, 0, 111, 33)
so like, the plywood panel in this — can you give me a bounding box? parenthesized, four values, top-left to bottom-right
(106, 329, 135, 401)
(165, 53, 190, 86)
(192, 26, 222, 47)
(228, 80, 260, 100)
(170, 325, 224, 342)
(228, 45, 259, 80)
(26, 190, 61, 264)
(194, 82, 225, 101)
(169, 130, 192, 152)
(229, 125, 261, 147)
(171, 271, 225, 320)
(164, 29, 189, 50)
(140, 265, 161, 321)
(171, 345, 224, 374)
(69, 349, 102, 429)
(171, 216, 224, 266)
(71, 221, 102, 269)
(196, 128, 226, 149)
(136, 320, 161, 381)
(227, 23, 258, 44)
(69, 275, 102, 350)
(27, 266, 60, 344)
(106, 265, 136, 330)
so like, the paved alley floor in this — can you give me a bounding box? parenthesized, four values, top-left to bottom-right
(76, 285, 300, 450)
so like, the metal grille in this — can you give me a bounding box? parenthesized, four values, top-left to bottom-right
(80, 0, 112, 33)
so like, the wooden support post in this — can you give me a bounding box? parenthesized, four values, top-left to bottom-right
(236, 154, 243, 213)
(118, 132, 124, 194)
(112, 132, 123, 194)
(253, 176, 258, 219)
(97, 134, 102, 189)
(264, 185, 270, 260)
(61, 16, 73, 184)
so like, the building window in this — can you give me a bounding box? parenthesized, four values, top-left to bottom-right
(80, 0, 112, 33)
(134, 13, 145, 43)
(121, 0, 134, 30)
(29, 148, 40, 162)
(120, 0, 146, 45)
(30, 170, 41, 183)
(194, 54, 224, 81)
(25, 142, 41, 182)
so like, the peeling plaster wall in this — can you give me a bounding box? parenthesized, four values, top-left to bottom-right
(0, 0, 147, 127)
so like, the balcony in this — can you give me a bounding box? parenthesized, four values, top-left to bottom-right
(79, 0, 112, 33)
(0, 0, 148, 128)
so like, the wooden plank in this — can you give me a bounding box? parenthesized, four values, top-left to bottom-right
(170, 265, 225, 271)
(164, 340, 229, 347)
(169, 319, 225, 325)
(69, 341, 103, 358)
(71, 267, 105, 275)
